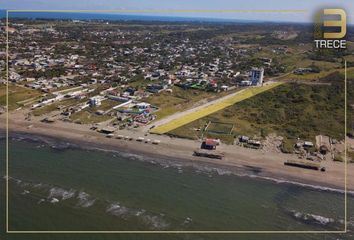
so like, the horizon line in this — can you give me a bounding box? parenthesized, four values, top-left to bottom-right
(1, 9, 313, 24)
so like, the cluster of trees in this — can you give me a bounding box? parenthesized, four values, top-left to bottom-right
(21, 67, 66, 78)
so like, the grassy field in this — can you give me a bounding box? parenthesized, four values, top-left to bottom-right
(92, 99, 119, 112)
(69, 99, 118, 124)
(0, 84, 42, 110)
(32, 98, 83, 116)
(169, 82, 347, 144)
(278, 67, 354, 81)
(144, 86, 237, 120)
(150, 82, 283, 134)
(70, 111, 113, 124)
(206, 122, 234, 135)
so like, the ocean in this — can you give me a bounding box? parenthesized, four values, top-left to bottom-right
(0, 11, 264, 24)
(0, 134, 353, 240)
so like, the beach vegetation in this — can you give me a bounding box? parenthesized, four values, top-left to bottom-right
(151, 83, 282, 134)
(170, 81, 347, 144)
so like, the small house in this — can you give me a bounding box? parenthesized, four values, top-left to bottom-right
(201, 138, 219, 150)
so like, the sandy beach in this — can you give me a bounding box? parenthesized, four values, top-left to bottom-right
(1, 111, 353, 192)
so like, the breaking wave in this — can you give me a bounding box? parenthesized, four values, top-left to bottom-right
(76, 191, 96, 208)
(141, 214, 169, 230)
(48, 187, 76, 201)
(7, 133, 354, 196)
(289, 210, 342, 227)
(105, 202, 169, 229)
(7, 176, 172, 229)
(106, 202, 131, 219)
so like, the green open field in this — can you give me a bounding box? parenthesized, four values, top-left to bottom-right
(70, 99, 118, 124)
(278, 66, 354, 81)
(169, 81, 348, 144)
(144, 86, 237, 120)
(150, 82, 283, 134)
(0, 84, 42, 110)
(206, 121, 234, 135)
(70, 110, 113, 124)
(32, 98, 83, 116)
(93, 99, 119, 112)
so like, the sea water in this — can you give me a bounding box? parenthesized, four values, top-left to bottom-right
(0, 135, 353, 240)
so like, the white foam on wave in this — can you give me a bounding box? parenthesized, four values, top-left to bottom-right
(251, 175, 354, 195)
(141, 214, 169, 230)
(48, 187, 76, 201)
(76, 191, 95, 208)
(75, 143, 351, 195)
(348, 219, 354, 227)
(190, 165, 354, 195)
(33, 183, 43, 188)
(50, 198, 59, 204)
(21, 190, 30, 195)
(85, 146, 150, 162)
(6, 176, 22, 184)
(182, 217, 193, 226)
(106, 202, 130, 218)
(6, 176, 50, 191)
(11, 133, 351, 196)
(290, 210, 336, 226)
(6, 175, 99, 209)
(105, 202, 169, 229)
(135, 209, 146, 216)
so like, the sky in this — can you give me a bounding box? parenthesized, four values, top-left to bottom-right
(0, 0, 353, 23)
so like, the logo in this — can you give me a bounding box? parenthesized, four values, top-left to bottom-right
(314, 8, 347, 49)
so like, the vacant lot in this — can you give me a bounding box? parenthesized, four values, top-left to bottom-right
(32, 98, 82, 116)
(0, 84, 42, 110)
(206, 121, 234, 135)
(169, 82, 347, 144)
(70, 110, 113, 124)
(151, 82, 282, 134)
(145, 86, 238, 120)
(278, 67, 354, 82)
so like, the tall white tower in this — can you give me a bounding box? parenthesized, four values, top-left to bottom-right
(250, 68, 264, 86)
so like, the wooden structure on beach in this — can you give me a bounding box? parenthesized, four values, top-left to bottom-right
(284, 159, 325, 171)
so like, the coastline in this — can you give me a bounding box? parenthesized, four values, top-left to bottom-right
(2, 113, 353, 192)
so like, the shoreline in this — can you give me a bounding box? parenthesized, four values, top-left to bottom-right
(0, 111, 354, 191)
(1, 114, 353, 192)
(3, 131, 352, 195)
